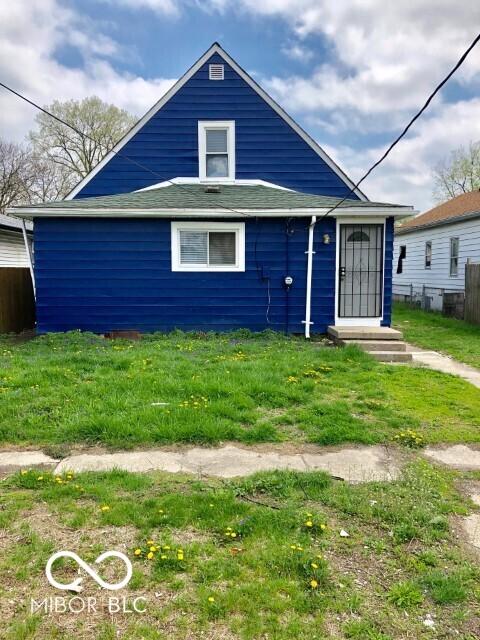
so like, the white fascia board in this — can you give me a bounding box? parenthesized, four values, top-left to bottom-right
(12, 207, 414, 219)
(65, 43, 368, 201)
(135, 178, 294, 192)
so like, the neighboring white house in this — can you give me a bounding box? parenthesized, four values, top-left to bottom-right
(0, 213, 32, 268)
(393, 191, 480, 311)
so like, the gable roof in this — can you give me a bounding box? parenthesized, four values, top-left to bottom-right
(66, 43, 368, 202)
(12, 183, 410, 219)
(397, 191, 480, 235)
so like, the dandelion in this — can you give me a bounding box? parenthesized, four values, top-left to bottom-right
(21, 470, 28, 476)
(305, 520, 313, 528)
(37, 476, 44, 481)
(161, 554, 167, 560)
(134, 549, 142, 556)
(147, 551, 154, 560)
(320, 524, 327, 530)
(149, 546, 157, 552)
(310, 579, 318, 589)
(147, 540, 155, 545)
(101, 505, 110, 512)
(311, 563, 318, 569)
(207, 596, 215, 603)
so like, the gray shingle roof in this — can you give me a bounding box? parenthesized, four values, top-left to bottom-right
(12, 183, 405, 212)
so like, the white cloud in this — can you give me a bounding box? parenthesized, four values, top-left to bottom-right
(100, 0, 180, 16)
(0, 0, 175, 141)
(281, 43, 313, 63)
(324, 99, 480, 211)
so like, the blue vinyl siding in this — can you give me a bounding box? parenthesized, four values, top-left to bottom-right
(34, 217, 337, 334)
(381, 217, 394, 326)
(75, 53, 358, 199)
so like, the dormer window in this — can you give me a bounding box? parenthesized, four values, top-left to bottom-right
(198, 121, 235, 181)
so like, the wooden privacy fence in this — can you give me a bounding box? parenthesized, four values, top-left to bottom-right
(0, 268, 35, 333)
(465, 263, 480, 325)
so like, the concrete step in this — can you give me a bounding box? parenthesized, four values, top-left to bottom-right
(370, 351, 413, 363)
(328, 326, 403, 341)
(339, 339, 407, 352)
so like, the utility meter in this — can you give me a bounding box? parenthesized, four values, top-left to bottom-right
(284, 276, 293, 288)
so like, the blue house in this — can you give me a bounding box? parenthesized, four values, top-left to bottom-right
(12, 43, 412, 337)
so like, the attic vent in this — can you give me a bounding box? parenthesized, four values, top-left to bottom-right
(209, 64, 224, 80)
(204, 185, 221, 193)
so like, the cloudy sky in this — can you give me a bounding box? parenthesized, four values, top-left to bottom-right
(1, 0, 479, 210)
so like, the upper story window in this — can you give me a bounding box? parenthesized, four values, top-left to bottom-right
(450, 237, 459, 277)
(198, 121, 235, 181)
(171, 221, 245, 272)
(425, 241, 432, 269)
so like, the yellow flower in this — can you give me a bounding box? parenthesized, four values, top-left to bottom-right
(21, 470, 28, 476)
(161, 554, 167, 559)
(149, 546, 157, 552)
(147, 540, 154, 545)
(101, 505, 110, 512)
(147, 551, 154, 560)
(207, 596, 215, 603)
(163, 545, 171, 550)
(311, 563, 318, 569)
(231, 532, 237, 538)
(37, 476, 44, 481)
(305, 520, 313, 528)
(134, 549, 142, 556)
(320, 524, 326, 530)
(158, 509, 164, 514)
(310, 579, 318, 589)
(177, 553, 184, 561)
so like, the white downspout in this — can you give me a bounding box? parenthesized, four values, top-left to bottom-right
(303, 215, 316, 339)
(21, 219, 36, 300)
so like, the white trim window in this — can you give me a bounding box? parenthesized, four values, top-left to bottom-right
(449, 237, 459, 277)
(171, 221, 245, 272)
(198, 121, 235, 181)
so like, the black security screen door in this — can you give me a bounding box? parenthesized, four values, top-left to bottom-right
(338, 224, 384, 318)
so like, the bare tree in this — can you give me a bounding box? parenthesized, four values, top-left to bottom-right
(29, 96, 136, 185)
(433, 141, 480, 202)
(0, 140, 32, 212)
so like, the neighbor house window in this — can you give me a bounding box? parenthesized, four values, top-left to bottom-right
(198, 121, 235, 181)
(171, 221, 245, 272)
(450, 237, 459, 276)
(425, 241, 432, 269)
(397, 245, 406, 274)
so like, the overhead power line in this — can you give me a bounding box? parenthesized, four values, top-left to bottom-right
(316, 31, 480, 222)
(1, 30, 479, 223)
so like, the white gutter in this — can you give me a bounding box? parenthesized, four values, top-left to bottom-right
(10, 207, 415, 219)
(302, 215, 316, 339)
(21, 219, 35, 299)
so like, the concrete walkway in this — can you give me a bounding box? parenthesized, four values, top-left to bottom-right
(0, 444, 401, 483)
(424, 444, 480, 470)
(406, 344, 480, 388)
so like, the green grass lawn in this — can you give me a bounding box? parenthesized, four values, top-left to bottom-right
(1, 463, 478, 639)
(1, 330, 479, 449)
(393, 302, 480, 369)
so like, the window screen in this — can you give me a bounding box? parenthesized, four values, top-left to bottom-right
(179, 230, 236, 266)
(206, 129, 228, 178)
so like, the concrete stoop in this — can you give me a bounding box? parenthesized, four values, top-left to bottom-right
(327, 326, 412, 363)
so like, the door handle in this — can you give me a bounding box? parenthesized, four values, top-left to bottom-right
(340, 266, 346, 280)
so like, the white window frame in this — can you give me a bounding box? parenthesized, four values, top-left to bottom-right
(198, 121, 235, 182)
(171, 221, 245, 272)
